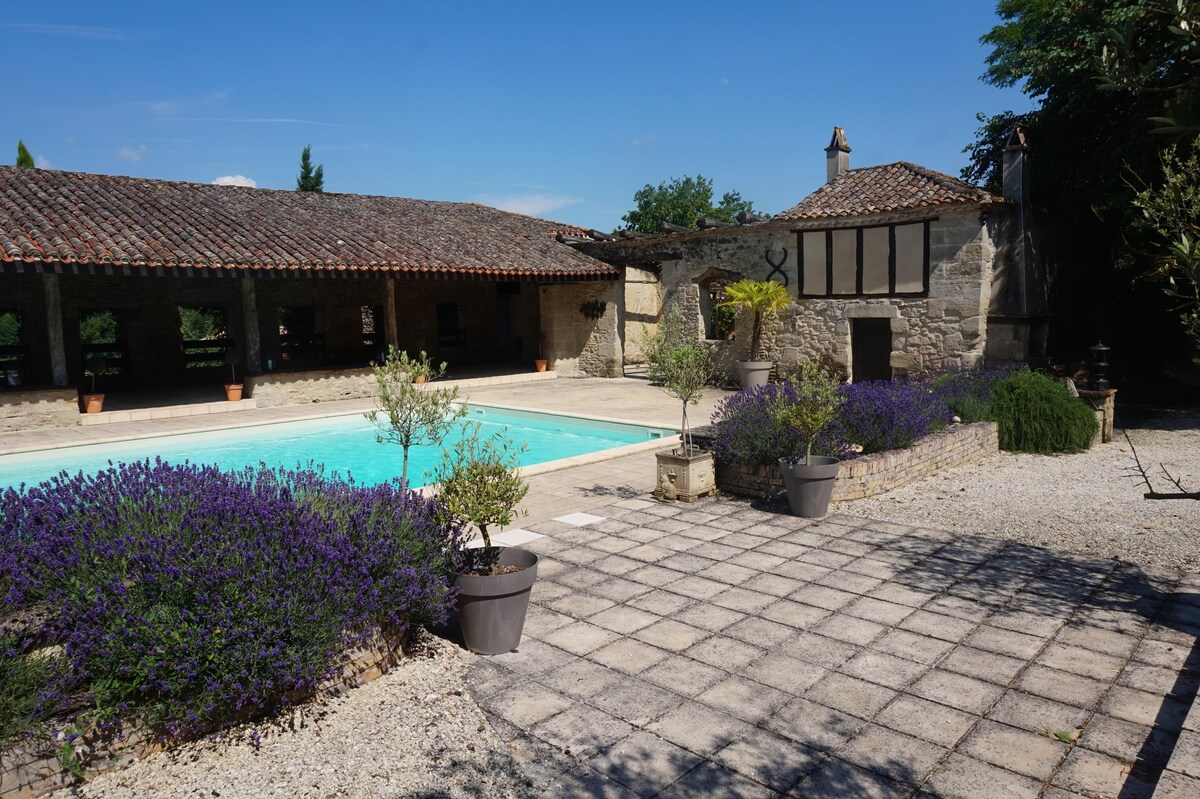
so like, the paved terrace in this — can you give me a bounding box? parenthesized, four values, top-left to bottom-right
(466, 499, 1200, 799)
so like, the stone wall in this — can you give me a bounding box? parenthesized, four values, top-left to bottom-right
(621, 267, 661, 364)
(0, 623, 410, 799)
(651, 207, 995, 381)
(694, 421, 999, 502)
(0, 389, 80, 432)
(245, 367, 376, 407)
(539, 281, 623, 377)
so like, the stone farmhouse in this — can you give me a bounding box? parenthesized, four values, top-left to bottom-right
(0, 168, 622, 429)
(573, 127, 1048, 383)
(0, 127, 1045, 430)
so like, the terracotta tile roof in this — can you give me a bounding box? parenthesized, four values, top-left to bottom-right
(775, 161, 1001, 221)
(0, 167, 614, 278)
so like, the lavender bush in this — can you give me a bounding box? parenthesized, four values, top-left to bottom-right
(838, 380, 951, 454)
(0, 460, 461, 742)
(932, 362, 1020, 422)
(712, 383, 848, 466)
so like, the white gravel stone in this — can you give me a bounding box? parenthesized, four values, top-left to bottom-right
(837, 407, 1200, 570)
(53, 631, 534, 799)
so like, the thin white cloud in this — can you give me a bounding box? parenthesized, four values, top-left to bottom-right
(118, 145, 147, 162)
(475, 193, 582, 218)
(34, 155, 53, 169)
(144, 90, 229, 116)
(632, 134, 658, 146)
(213, 175, 257, 188)
(721, 78, 731, 85)
(0, 22, 134, 41)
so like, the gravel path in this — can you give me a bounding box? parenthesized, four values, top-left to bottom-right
(838, 406, 1200, 571)
(52, 631, 533, 799)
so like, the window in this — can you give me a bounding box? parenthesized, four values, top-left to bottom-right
(360, 305, 381, 348)
(0, 309, 26, 386)
(178, 306, 230, 368)
(436, 303, 467, 350)
(277, 306, 324, 361)
(79, 309, 126, 375)
(798, 221, 930, 298)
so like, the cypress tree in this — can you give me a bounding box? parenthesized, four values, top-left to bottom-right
(16, 140, 34, 168)
(296, 145, 324, 192)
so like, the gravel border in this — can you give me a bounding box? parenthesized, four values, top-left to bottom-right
(836, 406, 1200, 571)
(51, 631, 534, 799)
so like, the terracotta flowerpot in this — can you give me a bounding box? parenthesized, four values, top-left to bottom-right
(413, 374, 427, 385)
(534, 359, 549, 372)
(454, 547, 539, 655)
(82, 393, 105, 414)
(224, 383, 244, 402)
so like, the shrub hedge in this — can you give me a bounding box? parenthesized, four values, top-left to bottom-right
(0, 460, 461, 743)
(990, 369, 1098, 453)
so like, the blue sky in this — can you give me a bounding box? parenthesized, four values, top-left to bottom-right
(6, 1, 1033, 232)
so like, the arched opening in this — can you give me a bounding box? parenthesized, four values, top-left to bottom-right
(693, 267, 743, 341)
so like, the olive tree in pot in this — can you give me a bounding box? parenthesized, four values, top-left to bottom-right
(773, 361, 845, 518)
(81, 356, 107, 413)
(365, 347, 466, 500)
(224, 349, 243, 402)
(646, 305, 717, 501)
(721, 278, 791, 387)
(431, 426, 533, 655)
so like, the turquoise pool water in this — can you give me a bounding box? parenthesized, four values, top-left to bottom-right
(0, 406, 672, 491)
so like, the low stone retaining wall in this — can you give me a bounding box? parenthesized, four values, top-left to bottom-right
(693, 421, 999, 502)
(0, 388, 80, 433)
(0, 622, 410, 799)
(245, 367, 376, 407)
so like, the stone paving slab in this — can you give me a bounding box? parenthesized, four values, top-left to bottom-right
(464, 495, 1200, 798)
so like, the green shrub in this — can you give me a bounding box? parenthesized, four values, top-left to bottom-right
(990, 369, 1098, 453)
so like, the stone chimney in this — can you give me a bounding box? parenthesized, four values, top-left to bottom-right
(825, 127, 851, 182)
(1002, 124, 1029, 209)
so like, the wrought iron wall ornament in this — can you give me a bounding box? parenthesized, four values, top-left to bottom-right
(579, 299, 607, 320)
(764, 247, 789, 287)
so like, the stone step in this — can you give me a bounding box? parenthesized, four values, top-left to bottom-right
(80, 398, 258, 425)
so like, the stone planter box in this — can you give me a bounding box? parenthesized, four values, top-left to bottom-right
(0, 621, 410, 799)
(692, 422, 999, 503)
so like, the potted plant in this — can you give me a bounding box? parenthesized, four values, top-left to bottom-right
(81, 356, 107, 413)
(365, 347, 467, 499)
(534, 331, 548, 372)
(646, 305, 717, 501)
(774, 361, 845, 517)
(224, 350, 243, 402)
(721, 278, 791, 387)
(431, 426, 533, 655)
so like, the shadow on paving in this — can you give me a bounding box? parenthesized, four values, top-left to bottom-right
(442, 497, 1200, 798)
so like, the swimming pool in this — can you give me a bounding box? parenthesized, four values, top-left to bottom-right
(0, 405, 674, 491)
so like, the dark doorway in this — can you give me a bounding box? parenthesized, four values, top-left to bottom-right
(851, 318, 892, 382)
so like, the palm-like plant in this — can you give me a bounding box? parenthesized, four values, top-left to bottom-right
(721, 279, 791, 362)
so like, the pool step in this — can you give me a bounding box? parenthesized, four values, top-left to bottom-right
(80, 399, 258, 425)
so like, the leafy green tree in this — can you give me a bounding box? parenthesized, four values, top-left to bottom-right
(643, 304, 716, 454)
(430, 425, 529, 566)
(964, 0, 1200, 387)
(296, 145, 324, 192)
(15, 140, 33, 168)
(773, 361, 845, 465)
(0, 311, 20, 347)
(1133, 138, 1200, 362)
(621, 175, 760, 233)
(365, 348, 466, 498)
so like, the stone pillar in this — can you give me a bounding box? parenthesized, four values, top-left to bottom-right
(42, 273, 68, 386)
(240, 277, 262, 372)
(385, 278, 399, 351)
